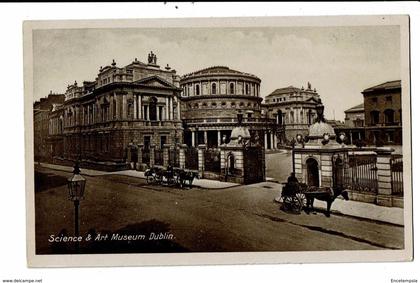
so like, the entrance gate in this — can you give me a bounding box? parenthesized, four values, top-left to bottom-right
(343, 153, 378, 193)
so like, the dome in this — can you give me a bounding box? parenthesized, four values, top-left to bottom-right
(230, 126, 251, 141)
(308, 121, 336, 138)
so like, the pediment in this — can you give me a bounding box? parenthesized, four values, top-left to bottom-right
(133, 76, 176, 89)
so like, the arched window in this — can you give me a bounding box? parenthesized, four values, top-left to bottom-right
(229, 83, 235, 94)
(384, 109, 395, 124)
(195, 84, 200, 96)
(211, 83, 217, 95)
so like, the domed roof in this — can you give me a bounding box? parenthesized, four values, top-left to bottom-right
(308, 121, 335, 138)
(230, 126, 251, 141)
(181, 66, 260, 81)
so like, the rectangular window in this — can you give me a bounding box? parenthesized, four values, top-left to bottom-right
(386, 96, 392, 102)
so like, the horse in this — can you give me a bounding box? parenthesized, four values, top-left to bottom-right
(304, 186, 349, 217)
(178, 170, 199, 189)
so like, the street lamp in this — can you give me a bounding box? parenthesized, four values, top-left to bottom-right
(67, 162, 86, 252)
(322, 133, 330, 145)
(290, 137, 296, 174)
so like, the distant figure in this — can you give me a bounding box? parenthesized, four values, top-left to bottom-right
(287, 172, 298, 184)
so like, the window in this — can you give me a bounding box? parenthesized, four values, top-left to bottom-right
(211, 83, 217, 95)
(160, 136, 167, 149)
(384, 109, 395, 124)
(371, 97, 378, 103)
(386, 96, 392, 102)
(245, 84, 249, 95)
(195, 84, 200, 95)
(370, 110, 380, 125)
(229, 83, 235, 94)
(149, 97, 157, 121)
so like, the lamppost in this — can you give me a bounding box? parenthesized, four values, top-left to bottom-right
(67, 162, 86, 253)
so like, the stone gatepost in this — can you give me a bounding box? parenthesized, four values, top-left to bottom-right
(197, 144, 206, 178)
(136, 144, 144, 171)
(179, 144, 187, 169)
(375, 148, 394, 206)
(320, 153, 333, 187)
(126, 144, 132, 164)
(163, 144, 170, 167)
(150, 144, 156, 167)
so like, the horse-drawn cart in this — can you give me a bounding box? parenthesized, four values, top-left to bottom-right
(280, 175, 349, 216)
(144, 165, 199, 189)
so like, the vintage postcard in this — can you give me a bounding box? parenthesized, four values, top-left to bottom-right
(24, 15, 412, 267)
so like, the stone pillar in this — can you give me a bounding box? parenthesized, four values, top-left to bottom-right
(133, 93, 137, 119)
(116, 94, 120, 119)
(204, 131, 208, 147)
(169, 97, 173, 120)
(165, 97, 169, 120)
(127, 145, 132, 164)
(273, 133, 278, 149)
(320, 153, 333, 187)
(375, 148, 394, 206)
(177, 100, 181, 120)
(138, 95, 142, 119)
(122, 93, 127, 119)
(217, 130, 221, 146)
(192, 131, 196, 147)
(149, 144, 156, 167)
(198, 144, 206, 178)
(163, 144, 170, 167)
(137, 144, 144, 170)
(264, 132, 268, 149)
(179, 144, 187, 169)
(157, 106, 161, 121)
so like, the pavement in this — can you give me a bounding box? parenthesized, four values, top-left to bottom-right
(38, 162, 404, 226)
(38, 162, 239, 189)
(268, 182, 403, 226)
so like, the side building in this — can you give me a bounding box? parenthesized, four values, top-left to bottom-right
(59, 52, 183, 170)
(33, 92, 65, 162)
(262, 82, 321, 145)
(363, 80, 402, 145)
(180, 66, 279, 150)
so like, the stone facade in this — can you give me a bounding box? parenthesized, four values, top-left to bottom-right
(180, 66, 279, 150)
(262, 82, 321, 145)
(56, 52, 183, 170)
(33, 93, 65, 162)
(363, 80, 402, 145)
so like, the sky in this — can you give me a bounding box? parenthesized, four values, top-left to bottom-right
(32, 25, 401, 121)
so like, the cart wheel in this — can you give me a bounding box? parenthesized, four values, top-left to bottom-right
(146, 175, 154, 184)
(282, 196, 293, 212)
(296, 193, 307, 210)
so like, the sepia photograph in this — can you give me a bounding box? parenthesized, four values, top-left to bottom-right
(24, 15, 412, 267)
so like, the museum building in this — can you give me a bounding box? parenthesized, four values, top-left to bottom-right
(180, 66, 279, 149)
(262, 82, 321, 144)
(55, 52, 183, 170)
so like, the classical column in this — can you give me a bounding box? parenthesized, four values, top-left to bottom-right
(273, 133, 277, 149)
(169, 97, 173, 120)
(133, 93, 137, 119)
(122, 93, 127, 119)
(204, 131, 208, 146)
(157, 106, 160, 121)
(138, 95, 142, 119)
(165, 97, 169, 120)
(218, 130, 221, 145)
(264, 132, 268, 149)
(177, 100, 181, 120)
(191, 131, 196, 147)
